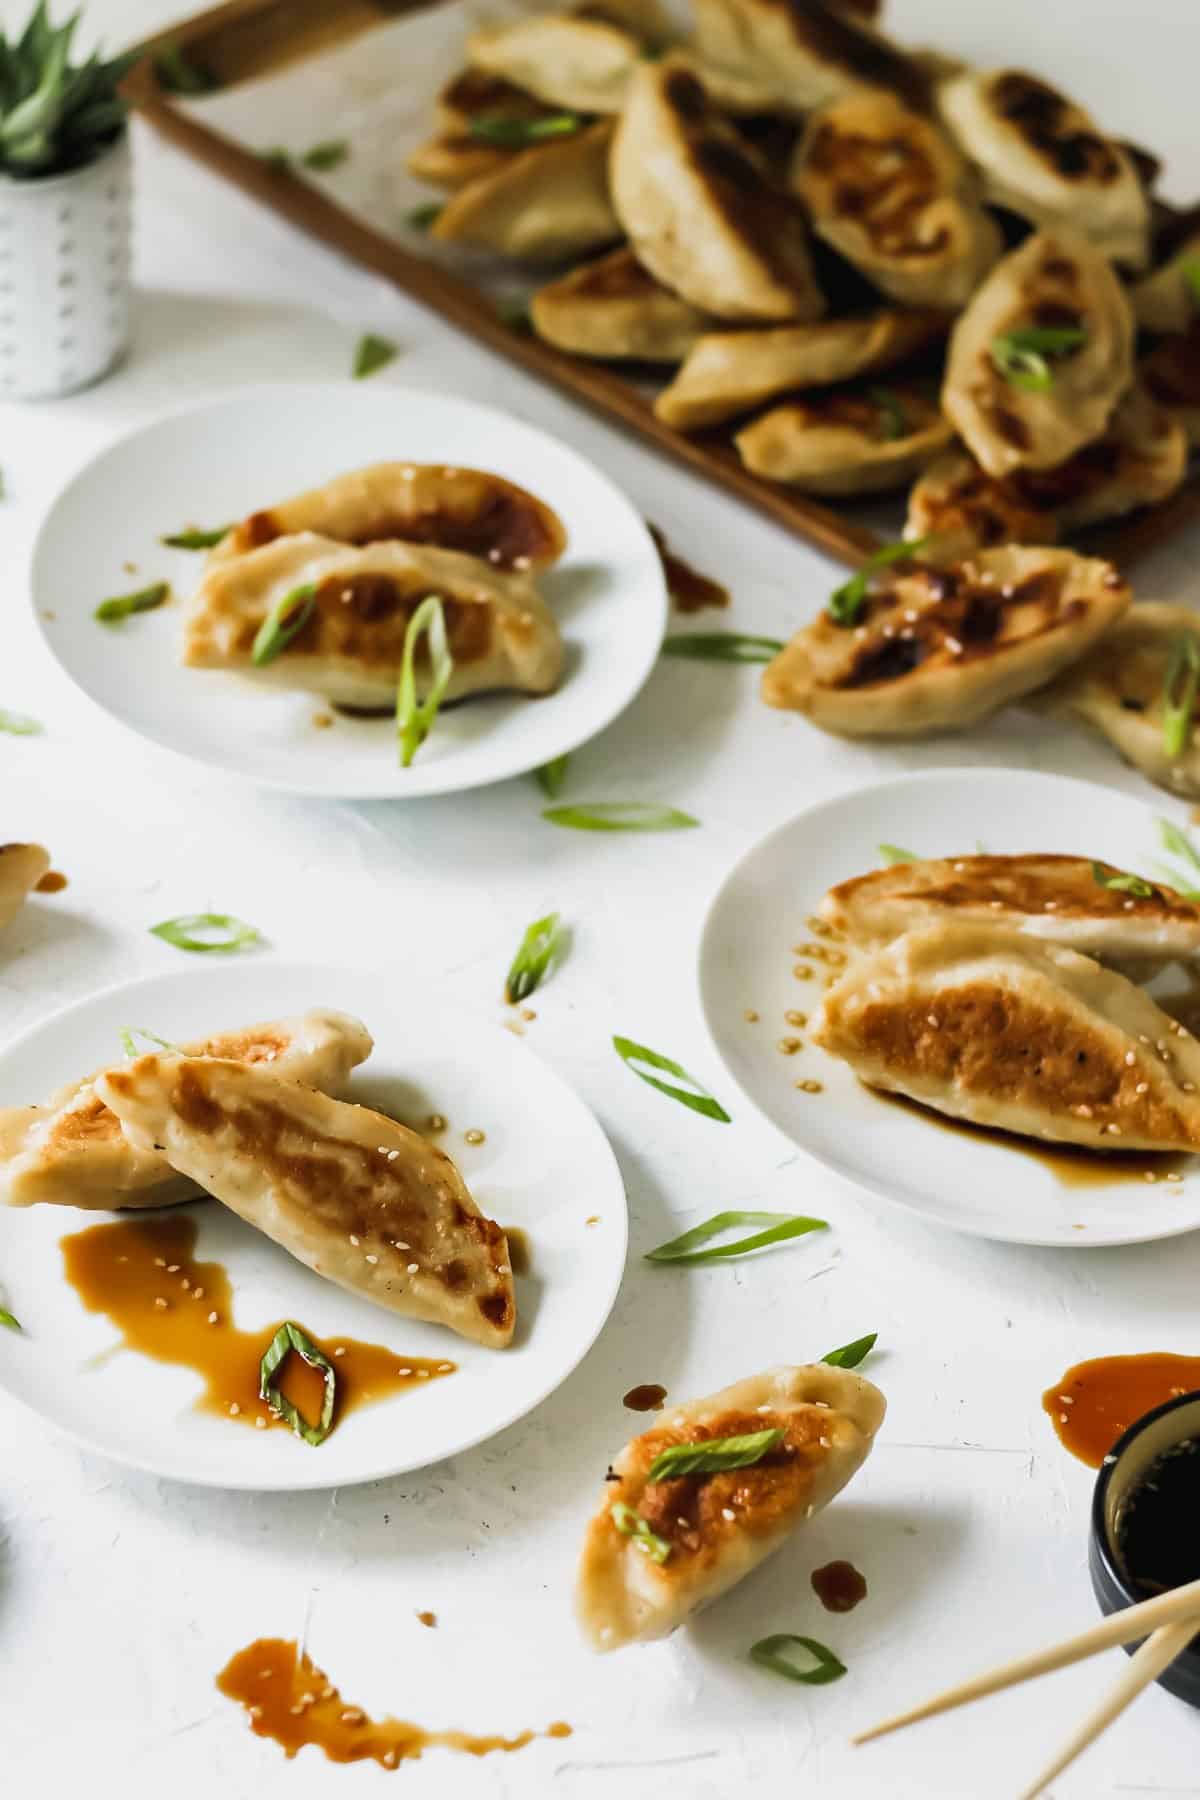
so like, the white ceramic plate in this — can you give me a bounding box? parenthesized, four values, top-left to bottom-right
(0, 963, 627, 1488)
(699, 769, 1200, 1249)
(30, 384, 666, 797)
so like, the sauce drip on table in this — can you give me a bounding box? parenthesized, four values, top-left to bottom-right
(216, 1638, 572, 1767)
(1117, 1439, 1200, 1598)
(60, 1213, 454, 1437)
(648, 524, 730, 613)
(623, 1383, 667, 1412)
(811, 1559, 868, 1613)
(1043, 1353, 1200, 1466)
(34, 870, 68, 893)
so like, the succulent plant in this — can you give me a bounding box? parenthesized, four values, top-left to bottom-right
(0, 3, 136, 180)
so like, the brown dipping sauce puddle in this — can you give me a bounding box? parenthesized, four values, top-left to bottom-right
(811, 1560, 868, 1613)
(217, 1638, 571, 1768)
(623, 1383, 667, 1412)
(648, 524, 730, 614)
(60, 1213, 454, 1437)
(1043, 1353, 1200, 1467)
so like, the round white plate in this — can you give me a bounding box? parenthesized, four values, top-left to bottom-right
(699, 768, 1200, 1249)
(0, 963, 627, 1488)
(30, 384, 667, 797)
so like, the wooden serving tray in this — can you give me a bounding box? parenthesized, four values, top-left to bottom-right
(123, 0, 1200, 575)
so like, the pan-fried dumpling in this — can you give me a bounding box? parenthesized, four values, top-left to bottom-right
(812, 922, 1200, 1153)
(576, 1363, 885, 1650)
(1142, 323, 1200, 448)
(655, 308, 947, 431)
(942, 230, 1135, 478)
(1038, 603, 1200, 801)
(821, 854, 1200, 977)
(791, 90, 1001, 308)
(938, 70, 1150, 268)
(690, 0, 927, 117)
(1130, 232, 1200, 336)
(531, 246, 714, 361)
(735, 382, 952, 493)
(0, 843, 49, 934)
(407, 69, 558, 190)
(213, 462, 566, 574)
(0, 1010, 373, 1212)
(905, 448, 1056, 553)
(95, 1056, 515, 1348)
(610, 59, 824, 324)
(431, 121, 619, 262)
(465, 13, 646, 115)
(184, 533, 563, 710)
(761, 545, 1130, 736)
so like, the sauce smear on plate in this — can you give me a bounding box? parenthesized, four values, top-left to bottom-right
(649, 524, 730, 613)
(1043, 1352, 1200, 1465)
(811, 1559, 868, 1612)
(623, 1383, 667, 1411)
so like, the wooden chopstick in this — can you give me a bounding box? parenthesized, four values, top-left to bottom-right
(853, 1575, 1200, 1745)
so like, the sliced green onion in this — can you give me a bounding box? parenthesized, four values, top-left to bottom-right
(647, 1428, 784, 1482)
(610, 1501, 671, 1564)
(1158, 817, 1200, 875)
(497, 297, 532, 331)
(406, 201, 443, 231)
(0, 710, 41, 735)
(822, 1332, 878, 1369)
(1182, 258, 1200, 308)
(534, 753, 569, 798)
(161, 523, 231, 550)
(828, 536, 931, 627)
(990, 325, 1088, 392)
(259, 1321, 336, 1446)
(543, 803, 698, 832)
(867, 386, 907, 440)
(94, 581, 169, 624)
(645, 1210, 827, 1264)
(662, 633, 784, 663)
(1161, 633, 1200, 759)
(1150, 861, 1200, 901)
(150, 913, 262, 954)
(470, 112, 582, 145)
(1091, 862, 1157, 898)
(301, 139, 349, 171)
(749, 1633, 846, 1685)
(260, 146, 292, 173)
(0, 1304, 21, 1333)
(878, 843, 916, 865)
(154, 42, 218, 94)
(397, 595, 454, 768)
(119, 1026, 180, 1058)
(250, 582, 317, 667)
(505, 911, 564, 1005)
(613, 1036, 730, 1123)
(353, 333, 398, 379)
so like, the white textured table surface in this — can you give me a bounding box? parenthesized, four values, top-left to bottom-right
(3, 3, 1200, 1795)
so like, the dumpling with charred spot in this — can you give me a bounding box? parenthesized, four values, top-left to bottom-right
(1130, 231, 1200, 336)
(464, 11, 649, 114)
(735, 382, 952, 494)
(576, 1363, 885, 1650)
(610, 58, 824, 324)
(0, 843, 49, 936)
(942, 230, 1135, 478)
(690, 0, 927, 117)
(94, 1056, 516, 1348)
(1141, 322, 1200, 448)
(791, 90, 1002, 309)
(431, 121, 620, 263)
(760, 545, 1130, 737)
(811, 922, 1200, 1153)
(905, 448, 1058, 556)
(938, 69, 1150, 268)
(183, 533, 563, 711)
(531, 246, 715, 363)
(407, 69, 560, 190)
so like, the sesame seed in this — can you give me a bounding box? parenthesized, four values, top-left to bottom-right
(349, 1234, 359, 1246)
(193, 1287, 204, 1299)
(1075, 1104, 1093, 1118)
(819, 1435, 831, 1448)
(806, 1504, 814, 1519)
(154, 1296, 168, 1310)
(289, 1703, 304, 1716)
(341, 1708, 365, 1725)
(1059, 1413, 1068, 1424)
(334, 1346, 346, 1358)
(1184, 1082, 1197, 1093)
(1145, 1171, 1159, 1183)
(167, 1264, 180, 1273)
(438, 1362, 453, 1372)
(777, 1037, 802, 1055)
(676, 1515, 689, 1528)
(382, 1751, 398, 1769)
(953, 861, 966, 872)
(1043, 901, 1058, 911)
(757, 1403, 772, 1414)
(365, 1254, 378, 1265)
(464, 1128, 486, 1145)
(1059, 1395, 1075, 1405)
(154, 1257, 166, 1267)
(1167, 1172, 1184, 1183)
(1107, 1123, 1122, 1136)
(395, 1241, 409, 1250)
(744, 1008, 759, 1023)
(796, 1079, 823, 1094)
(721, 1507, 736, 1522)
(249, 1704, 263, 1719)
(927, 1014, 940, 1028)
(1125, 1051, 1137, 1065)
(229, 1403, 240, 1416)
(785, 1011, 807, 1027)
(387, 1149, 399, 1161)
(180, 1278, 190, 1291)
(407, 1261, 419, 1273)
(398, 1367, 412, 1377)
(793, 964, 814, 980)
(1124, 899, 1135, 910)
(255, 1417, 267, 1429)
(417, 1370, 430, 1379)
(1136, 1082, 1149, 1095)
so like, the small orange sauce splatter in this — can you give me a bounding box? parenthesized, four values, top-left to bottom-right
(1043, 1352, 1200, 1466)
(35, 870, 68, 893)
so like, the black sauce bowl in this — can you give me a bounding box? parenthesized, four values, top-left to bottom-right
(1089, 1389, 1200, 1708)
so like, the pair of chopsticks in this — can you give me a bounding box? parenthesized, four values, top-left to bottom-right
(853, 1574, 1200, 1798)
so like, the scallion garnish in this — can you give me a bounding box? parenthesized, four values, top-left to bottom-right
(396, 595, 454, 768)
(867, 386, 907, 441)
(1159, 817, 1200, 875)
(0, 709, 41, 735)
(406, 201, 443, 231)
(250, 582, 317, 667)
(0, 1303, 21, 1332)
(469, 112, 582, 146)
(662, 633, 784, 663)
(543, 803, 698, 831)
(161, 523, 231, 550)
(749, 1633, 846, 1685)
(353, 333, 398, 379)
(878, 843, 916, 865)
(828, 537, 931, 627)
(534, 753, 569, 798)
(301, 139, 349, 171)
(989, 325, 1088, 392)
(822, 1332, 878, 1369)
(150, 913, 262, 954)
(1091, 863, 1156, 899)
(119, 1026, 180, 1058)
(154, 42, 218, 94)
(1161, 632, 1200, 759)
(259, 1321, 337, 1446)
(647, 1428, 784, 1482)
(645, 1210, 828, 1264)
(1183, 258, 1200, 308)
(94, 581, 169, 624)
(613, 1036, 730, 1122)
(505, 911, 565, 1004)
(610, 1501, 671, 1563)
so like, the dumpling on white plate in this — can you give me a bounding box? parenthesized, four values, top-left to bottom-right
(95, 1056, 516, 1348)
(942, 229, 1135, 478)
(1130, 230, 1200, 336)
(464, 11, 648, 114)
(0, 1010, 373, 1211)
(655, 308, 947, 431)
(1142, 322, 1200, 448)
(0, 843, 49, 934)
(407, 69, 558, 190)
(531, 246, 715, 362)
(735, 382, 952, 494)
(212, 462, 566, 574)
(812, 921, 1200, 1152)
(689, 0, 927, 116)
(761, 544, 1130, 736)
(576, 1363, 885, 1650)
(609, 58, 824, 324)
(790, 90, 1001, 308)
(431, 120, 620, 262)
(184, 533, 563, 710)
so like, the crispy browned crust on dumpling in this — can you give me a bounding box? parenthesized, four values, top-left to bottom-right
(655, 308, 947, 431)
(1141, 321, 1200, 448)
(430, 120, 619, 262)
(1131, 231, 1200, 335)
(409, 69, 561, 189)
(576, 1364, 885, 1649)
(905, 448, 1058, 553)
(531, 246, 714, 361)
(95, 1057, 515, 1348)
(761, 545, 1130, 735)
(465, 13, 644, 114)
(0, 843, 49, 934)
(691, 0, 927, 116)
(735, 382, 951, 493)
(610, 58, 824, 323)
(812, 922, 1200, 1152)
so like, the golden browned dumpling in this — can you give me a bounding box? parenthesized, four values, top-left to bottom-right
(531, 246, 714, 361)
(1130, 232, 1200, 335)
(609, 58, 824, 323)
(905, 449, 1057, 553)
(655, 308, 947, 431)
(407, 69, 557, 190)
(791, 90, 1001, 308)
(465, 12, 645, 114)
(96, 1056, 516, 1348)
(735, 383, 951, 493)
(1142, 322, 1200, 447)
(0, 843, 49, 935)
(576, 1363, 885, 1650)
(938, 70, 1150, 268)
(761, 545, 1130, 736)
(812, 922, 1200, 1152)
(942, 230, 1135, 477)
(431, 120, 620, 262)
(690, 0, 926, 116)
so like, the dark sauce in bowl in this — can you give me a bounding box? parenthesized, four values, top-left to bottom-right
(1116, 1438, 1200, 1599)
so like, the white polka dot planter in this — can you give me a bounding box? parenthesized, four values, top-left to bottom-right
(0, 132, 132, 401)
